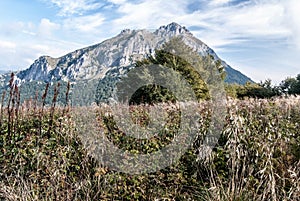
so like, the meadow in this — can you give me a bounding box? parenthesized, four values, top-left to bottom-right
(0, 84, 299, 200)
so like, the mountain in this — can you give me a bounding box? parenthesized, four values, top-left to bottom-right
(0, 22, 253, 105)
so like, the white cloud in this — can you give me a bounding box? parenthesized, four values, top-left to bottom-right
(284, 0, 300, 49)
(107, 0, 127, 5)
(48, 0, 103, 16)
(0, 38, 85, 70)
(63, 13, 105, 32)
(38, 18, 60, 38)
(0, 40, 16, 49)
(22, 30, 36, 36)
(167, 0, 293, 53)
(99, 0, 293, 50)
(0, 21, 36, 37)
(0, 42, 31, 70)
(110, 0, 189, 31)
(209, 0, 233, 6)
(224, 3, 288, 36)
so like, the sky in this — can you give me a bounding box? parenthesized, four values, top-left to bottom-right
(0, 0, 299, 84)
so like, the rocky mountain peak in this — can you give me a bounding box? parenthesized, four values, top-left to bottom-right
(120, 28, 132, 35)
(154, 22, 192, 37)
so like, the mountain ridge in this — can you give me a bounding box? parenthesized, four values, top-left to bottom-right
(7, 22, 252, 86)
(0, 22, 254, 105)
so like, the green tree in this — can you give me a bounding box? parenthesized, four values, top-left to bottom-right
(230, 79, 279, 99)
(132, 39, 216, 104)
(280, 74, 300, 95)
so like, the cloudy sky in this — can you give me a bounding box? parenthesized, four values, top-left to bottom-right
(0, 0, 299, 84)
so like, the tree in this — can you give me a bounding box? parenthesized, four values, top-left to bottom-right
(280, 74, 300, 95)
(229, 79, 280, 99)
(131, 39, 212, 104)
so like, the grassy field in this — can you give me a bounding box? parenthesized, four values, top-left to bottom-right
(0, 88, 299, 200)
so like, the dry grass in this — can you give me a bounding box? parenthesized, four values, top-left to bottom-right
(0, 92, 299, 200)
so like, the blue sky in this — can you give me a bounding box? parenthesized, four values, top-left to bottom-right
(0, 0, 299, 84)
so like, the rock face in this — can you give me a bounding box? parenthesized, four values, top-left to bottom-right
(11, 22, 252, 85)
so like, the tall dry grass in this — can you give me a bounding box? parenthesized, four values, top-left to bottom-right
(0, 77, 299, 201)
(200, 96, 300, 201)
